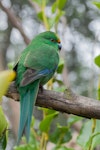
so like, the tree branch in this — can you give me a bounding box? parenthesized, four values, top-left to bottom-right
(0, 1, 30, 44)
(6, 82, 100, 119)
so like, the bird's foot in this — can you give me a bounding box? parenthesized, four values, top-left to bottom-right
(39, 85, 44, 93)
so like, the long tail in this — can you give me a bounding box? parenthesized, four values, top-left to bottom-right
(17, 80, 40, 145)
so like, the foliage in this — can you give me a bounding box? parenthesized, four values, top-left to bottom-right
(94, 55, 100, 68)
(0, 70, 16, 101)
(0, 70, 15, 149)
(0, 106, 8, 150)
(76, 52, 100, 150)
(14, 114, 82, 150)
(33, 0, 66, 30)
(93, 1, 100, 9)
(77, 120, 100, 149)
(76, 41, 100, 149)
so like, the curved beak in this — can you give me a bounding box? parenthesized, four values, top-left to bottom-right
(58, 43, 62, 50)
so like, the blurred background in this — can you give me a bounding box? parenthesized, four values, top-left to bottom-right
(0, 0, 100, 149)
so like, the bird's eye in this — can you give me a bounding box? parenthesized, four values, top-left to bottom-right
(50, 39, 55, 42)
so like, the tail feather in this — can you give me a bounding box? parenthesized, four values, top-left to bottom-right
(25, 82, 39, 141)
(17, 80, 40, 145)
(17, 91, 30, 145)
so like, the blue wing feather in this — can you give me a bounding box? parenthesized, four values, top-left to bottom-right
(20, 68, 56, 87)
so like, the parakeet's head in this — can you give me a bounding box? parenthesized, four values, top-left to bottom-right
(36, 31, 62, 51)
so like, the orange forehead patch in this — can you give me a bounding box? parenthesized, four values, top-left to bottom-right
(57, 39, 61, 43)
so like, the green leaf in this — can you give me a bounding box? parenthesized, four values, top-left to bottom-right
(77, 120, 100, 149)
(67, 115, 83, 127)
(0, 106, 8, 136)
(91, 120, 100, 149)
(37, 11, 43, 21)
(0, 131, 7, 150)
(94, 55, 100, 68)
(50, 124, 72, 144)
(93, 1, 100, 9)
(57, 59, 64, 74)
(46, 109, 58, 115)
(52, 2, 57, 13)
(58, 0, 67, 10)
(55, 10, 65, 24)
(39, 111, 59, 133)
(52, 0, 67, 13)
(38, 108, 57, 115)
(0, 107, 8, 150)
(53, 146, 74, 150)
(77, 120, 92, 148)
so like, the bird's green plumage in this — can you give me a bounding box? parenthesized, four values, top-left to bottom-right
(14, 31, 61, 144)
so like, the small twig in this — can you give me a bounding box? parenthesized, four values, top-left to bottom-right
(41, 0, 49, 30)
(28, 0, 41, 13)
(0, 1, 30, 44)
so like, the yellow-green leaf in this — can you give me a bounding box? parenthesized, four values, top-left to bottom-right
(39, 111, 59, 133)
(58, 0, 67, 10)
(0, 70, 16, 101)
(0, 106, 8, 136)
(94, 55, 100, 68)
(93, 2, 100, 9)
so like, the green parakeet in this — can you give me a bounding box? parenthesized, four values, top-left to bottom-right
(14, 31, 62, 144)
